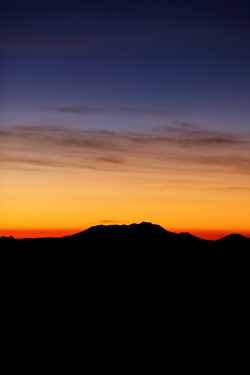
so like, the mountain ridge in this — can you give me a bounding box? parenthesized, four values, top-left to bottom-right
(1, 222, 249, 279)
(1, 222, 249, 243)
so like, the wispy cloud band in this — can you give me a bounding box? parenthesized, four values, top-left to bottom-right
(1, 124, 250, 183)
(43, 105, 185, 116)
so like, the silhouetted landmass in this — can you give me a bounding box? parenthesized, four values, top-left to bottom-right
(1, 222, 249, 334)
(1, 222, 249, 252)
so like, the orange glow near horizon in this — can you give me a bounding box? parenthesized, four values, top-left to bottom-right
(0, 228, 84, 239)
(1, 226, 250, 240)
(1, 165, 250, 240)
(1, 125, 250, 240)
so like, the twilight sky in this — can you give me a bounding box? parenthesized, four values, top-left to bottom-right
(1, 0, 250, 238)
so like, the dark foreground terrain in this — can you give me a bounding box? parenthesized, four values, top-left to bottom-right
(1, 222, 249, 308)
(1, 222, 249, 358)
(1, 222, 249, 273)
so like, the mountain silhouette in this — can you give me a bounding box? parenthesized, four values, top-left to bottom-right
(1, 222, 249, 316)
(216, 233, 249, 244)
(1, 222, 249, 251)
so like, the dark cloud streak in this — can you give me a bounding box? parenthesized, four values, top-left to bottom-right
(44, 106, 185, 116)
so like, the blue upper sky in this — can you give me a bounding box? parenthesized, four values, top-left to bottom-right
(1, 0, 250, 133)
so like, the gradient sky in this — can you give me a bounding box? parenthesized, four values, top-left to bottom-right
(1, 0, 250, 239)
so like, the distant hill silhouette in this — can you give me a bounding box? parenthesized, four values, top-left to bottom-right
(1, 222, 249, 251)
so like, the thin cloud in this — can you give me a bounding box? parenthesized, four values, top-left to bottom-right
(0, 154, 94, 170)
(100, 220, 122, 224)
(0, 126, 123, 152)
(96, 157, 124, 165)
(226, 186, 250, 191)
(44, 106, 185, 116)
(154, 124, 244, 147)
(129, 133, 244, 148)
(0, 154, 124, 173)
(178, 136, 241, 147)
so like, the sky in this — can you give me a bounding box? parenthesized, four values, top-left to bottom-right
(1, 0, 250, 239)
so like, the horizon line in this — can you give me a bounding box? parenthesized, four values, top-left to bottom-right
(1, 223, 250, 241)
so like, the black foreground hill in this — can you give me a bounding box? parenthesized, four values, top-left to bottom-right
(1, 222, 249, 297)
(1, 222, 249, 327)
